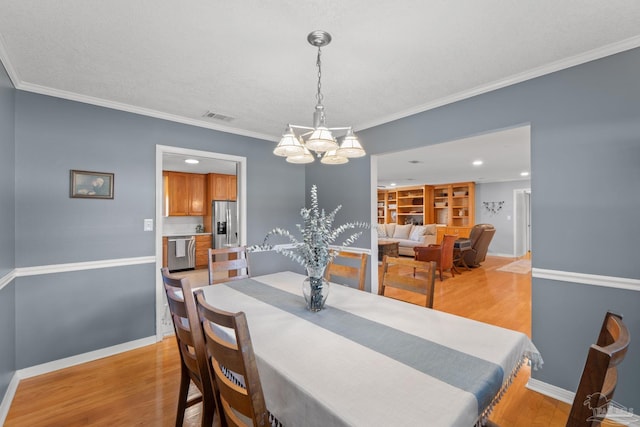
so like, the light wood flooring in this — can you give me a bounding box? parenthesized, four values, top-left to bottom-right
(6, 255, 576, 426)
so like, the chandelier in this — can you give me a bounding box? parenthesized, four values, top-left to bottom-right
(273, 30, 365, 164)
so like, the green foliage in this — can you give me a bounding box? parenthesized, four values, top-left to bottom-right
(249, 185, 369, 271)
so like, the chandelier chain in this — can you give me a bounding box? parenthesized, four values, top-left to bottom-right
(316, 47, 323, 105)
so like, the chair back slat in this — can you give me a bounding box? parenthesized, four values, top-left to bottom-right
(208, 246, 250, 285)
(325, 251, 368, 291)
(379, 256, 436, 308)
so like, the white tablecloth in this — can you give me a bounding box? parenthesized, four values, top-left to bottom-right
(200, 271, 542, 427)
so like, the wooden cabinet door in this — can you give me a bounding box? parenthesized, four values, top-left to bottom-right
(195, 235, 211, 269)
(188, 173, 206, 216)
(167, 172, 189, 216)
(446, 226, 471, 239)
(227, 175, 237, 201)
(208, 173, 237, 201)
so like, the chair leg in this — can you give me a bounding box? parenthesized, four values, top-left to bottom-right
(200, 400, 214, 427)
(175, 367, 190, 427)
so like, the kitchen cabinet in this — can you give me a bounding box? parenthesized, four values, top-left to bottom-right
(208, 173, 237, 202)
(164, 171, 207, 216)
(195, 234, 211, 269)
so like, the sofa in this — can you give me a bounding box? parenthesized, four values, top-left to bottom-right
(377, 223, 438, 257)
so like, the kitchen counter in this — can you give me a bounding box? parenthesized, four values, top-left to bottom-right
(163, 232, 212, 237)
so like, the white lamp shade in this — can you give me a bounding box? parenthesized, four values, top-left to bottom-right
(320, 149, 348, 165)
(305, 127, 338, 152)
(274, 130, 305, 157)
(336, 133, 365, 158)
(286, 147, 315, 164)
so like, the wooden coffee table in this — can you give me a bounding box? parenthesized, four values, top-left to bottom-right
(378, 240, 399, 261)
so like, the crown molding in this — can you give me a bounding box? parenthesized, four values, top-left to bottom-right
(16, 81, 278, 142)
(355, 35, 640, 132)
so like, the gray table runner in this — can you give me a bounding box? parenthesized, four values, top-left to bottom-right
(229, 279, 503, 413)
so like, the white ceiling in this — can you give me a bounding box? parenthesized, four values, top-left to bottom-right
(377, 125, 531, 187)
(1, 1, 639, 180)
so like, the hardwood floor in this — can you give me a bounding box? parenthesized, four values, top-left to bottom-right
(6, 255, 574, 426)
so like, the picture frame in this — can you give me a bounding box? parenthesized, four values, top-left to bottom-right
(70, 170, 114, 199)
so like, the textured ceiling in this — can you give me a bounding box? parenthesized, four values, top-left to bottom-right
(1, 1, 639, 180)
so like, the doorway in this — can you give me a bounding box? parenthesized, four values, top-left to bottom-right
(514, 188, 531, 257)
(155, 145, 247, 339)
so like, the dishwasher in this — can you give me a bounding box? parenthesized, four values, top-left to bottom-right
(167, 235, 196, 272)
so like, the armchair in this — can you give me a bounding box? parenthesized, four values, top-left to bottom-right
(462, 224, 496, 267)
(413, 234, 457, 281)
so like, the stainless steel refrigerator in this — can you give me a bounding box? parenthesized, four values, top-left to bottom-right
(211, 200, 239, 248)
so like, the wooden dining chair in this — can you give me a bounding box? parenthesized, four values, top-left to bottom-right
(566, 311, 630, 427)
(413, 234, 457, 281)
(160, 268, 220, 427)
(208, 246, 250, 285)
(378, 255, 437, 308)
(194, 289, 276, 427)
(325, 251, 368, 291)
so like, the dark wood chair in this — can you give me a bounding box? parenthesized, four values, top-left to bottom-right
(194, 289, 273, 427)
(567, 311, 630, 427)
(325, 251, 368, 291)
(160, 268, 219, 427)
(379, 255, 436, 308)
(413, 234, 457, 280)
(208, 246, 250, 285)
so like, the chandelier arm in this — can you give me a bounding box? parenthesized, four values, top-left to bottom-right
(288, 124, 315, 131)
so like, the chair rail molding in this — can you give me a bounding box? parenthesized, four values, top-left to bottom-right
(532, 268, 640, 292)
(14, 256, 156, 278)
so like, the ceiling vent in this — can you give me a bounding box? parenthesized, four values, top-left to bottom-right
(202, 111, 235, 122)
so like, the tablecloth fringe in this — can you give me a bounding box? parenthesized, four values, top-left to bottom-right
(474, 352, 543, 427)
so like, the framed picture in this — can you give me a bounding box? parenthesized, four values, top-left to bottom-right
(70, 170, 114, 199)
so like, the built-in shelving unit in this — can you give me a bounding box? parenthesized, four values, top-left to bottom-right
(378, 182, 475, 233)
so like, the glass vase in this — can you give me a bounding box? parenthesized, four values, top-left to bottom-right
(302, 266, 330, 312)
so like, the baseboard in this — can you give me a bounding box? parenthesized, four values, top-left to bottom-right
(17, 335, 157, 380)
(0, 373, 20, 426)
(526, 377, 574, 404)
(527, 378, 640, 426)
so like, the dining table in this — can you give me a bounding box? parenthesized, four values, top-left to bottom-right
(199, 271, 542, 427)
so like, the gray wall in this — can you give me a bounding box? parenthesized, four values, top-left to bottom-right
(10, 91, 306, 368)
(0, 61, 16, 406)
(475, 179, 531, 256)
(316, 48, 640, 408)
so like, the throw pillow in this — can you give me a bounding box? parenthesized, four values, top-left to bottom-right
(409, 225, 427, 242)
(385, 223, 396, 238)
(392, 224, 412, 239)
(423, 224, 437, 235)
(376, 224, 387, 238)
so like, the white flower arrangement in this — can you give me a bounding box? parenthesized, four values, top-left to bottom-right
(249, 185, 369, 273)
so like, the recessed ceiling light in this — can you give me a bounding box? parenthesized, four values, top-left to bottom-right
(390, 183, 397, 187)
(520, 171, 529, 176)
(472, 160, 483, 166)
(185, 159, 199, 164)
(408, 160, 423, 164)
